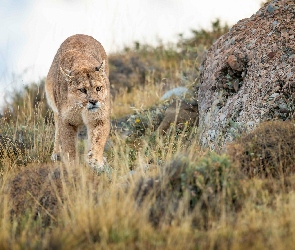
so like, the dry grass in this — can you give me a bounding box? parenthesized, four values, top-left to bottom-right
(1, 136, 295, 249)
(1, 91, 295, 249)
(111, 79, 169, 119)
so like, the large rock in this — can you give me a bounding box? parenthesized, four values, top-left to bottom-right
(157, 100, 198, 134)
(198, 0, 295, 150)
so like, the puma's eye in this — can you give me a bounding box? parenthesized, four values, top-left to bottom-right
(96, 86, 102, 92)
(79, 88, 87, 94)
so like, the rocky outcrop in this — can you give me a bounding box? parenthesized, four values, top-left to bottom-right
(198, 0, 295, 150)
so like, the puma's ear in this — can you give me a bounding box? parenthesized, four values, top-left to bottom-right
(60, 67, 73, 82)
(95, 60, 106, 74)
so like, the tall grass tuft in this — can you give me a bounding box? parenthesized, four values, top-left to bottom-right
(0, 80, 54, 172)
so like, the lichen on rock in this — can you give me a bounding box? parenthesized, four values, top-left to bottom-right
(198, 0, 295, 150)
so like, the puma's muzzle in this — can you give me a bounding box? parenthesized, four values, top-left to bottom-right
(87, 100, 101, 111)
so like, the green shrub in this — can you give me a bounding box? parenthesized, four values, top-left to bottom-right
(135, 153, 243, 229)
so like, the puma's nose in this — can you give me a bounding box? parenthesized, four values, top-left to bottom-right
(87, 99, 101, 111)
(89, 99, 97, 105)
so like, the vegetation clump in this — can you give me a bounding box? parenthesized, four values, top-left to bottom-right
(0, 135, 25, 173)
(227, 120, 295, 178)
(135, 153, 242, 229)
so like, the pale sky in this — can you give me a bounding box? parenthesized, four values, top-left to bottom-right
(0, 0, 262, 107)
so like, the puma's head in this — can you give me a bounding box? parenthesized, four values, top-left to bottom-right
(60, 59, 109, 112)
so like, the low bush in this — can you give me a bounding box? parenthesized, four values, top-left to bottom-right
(227, 120, 295, 178)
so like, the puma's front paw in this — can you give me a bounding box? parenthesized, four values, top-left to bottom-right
(87, 151, 103, 173)
(88, 158, 105, 173)
(87, 150, 110, 174)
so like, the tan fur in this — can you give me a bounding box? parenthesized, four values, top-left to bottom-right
(45, 34, 110, 170)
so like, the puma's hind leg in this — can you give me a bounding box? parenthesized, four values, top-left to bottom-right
(51, 112, 61, 161)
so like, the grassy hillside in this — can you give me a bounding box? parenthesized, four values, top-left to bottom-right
(1, 19, 295, 249)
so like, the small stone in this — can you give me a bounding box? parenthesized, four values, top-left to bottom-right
(227, 55, 243, 71)
(157, 100, 198, 134)
(160, 87, 188, 100)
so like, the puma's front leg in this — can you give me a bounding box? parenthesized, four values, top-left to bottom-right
(87, 121, 110, 171)
(59, 118, 78, 164)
